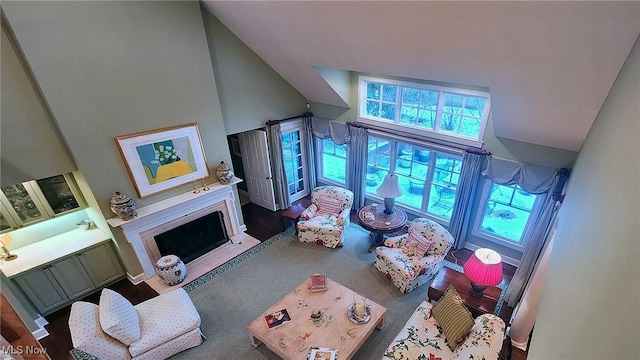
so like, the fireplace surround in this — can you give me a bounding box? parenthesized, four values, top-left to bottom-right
(107, 180, 242, 279)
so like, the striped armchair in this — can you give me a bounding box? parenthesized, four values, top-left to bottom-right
(297, 186, 354, 248)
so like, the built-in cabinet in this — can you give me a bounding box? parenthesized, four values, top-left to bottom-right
(12, 241, 124, 315)
(0, 173, 85, 232)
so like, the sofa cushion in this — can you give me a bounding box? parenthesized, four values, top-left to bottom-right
(431, 285, 474, 350)
(316, 196, 342, 215)
(99, 288, 141, 346)
(405, 228, 433, 257)
(69, 301, 131, 360)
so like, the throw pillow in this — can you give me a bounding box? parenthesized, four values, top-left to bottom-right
(431, 285, 474, 350)
(316, 196, 342, 215)
(99, 288, 141, 345)
(408, 228, 434, 257)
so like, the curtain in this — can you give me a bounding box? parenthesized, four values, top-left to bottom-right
(347, 126, 368, 209)
(448, 150, 485, 249)
(303, 115, 317, 190)
(483, 156, 557, 194)
(503, 168, 570, 307)
(267, 123, 290, 209)
(311, 117, 351, 144)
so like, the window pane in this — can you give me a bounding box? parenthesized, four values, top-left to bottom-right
(402, 87, 419, 105)
(400, 106, 417, 124)
(382, 84, 397, 102)
(444, 93, 464, 114)
(480, 183, 539, 243)
(420, 90, 439, 110)
(381, 103, 396, 120)
(319, 138, 346, 185)
(465, 96, 486, 117)
(440, 114, 460, 132)
(428, 183, 456, 218)
(460, 117, 481, 137)
(366, 100, 380, 117)
(367, 82, 381, 100)
(396, 174, 422, 209)
(417, 110, 435, 129)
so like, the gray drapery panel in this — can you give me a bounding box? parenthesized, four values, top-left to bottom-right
(504, 168, 569, 307)
(483, 156, 557, 193)
(303, 115, 317, 190)
(267, 123, 291, 209)
(311, 118, 351, 144)
(347, 126, 368, 209)
(448, 151, 485, 249)
(504, 196, 559, 307)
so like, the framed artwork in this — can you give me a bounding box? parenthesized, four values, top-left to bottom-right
(115, 123, 209, 198)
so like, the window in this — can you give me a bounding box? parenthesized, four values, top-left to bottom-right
(317, 138, 347, 185)
(358, 76, 491, 147)
(281, 120, 308, 202)
(365, 135, 462, 221)
(473, 182, 543, 249)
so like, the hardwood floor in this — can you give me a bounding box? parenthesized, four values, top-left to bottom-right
(37, 199, 526, 360)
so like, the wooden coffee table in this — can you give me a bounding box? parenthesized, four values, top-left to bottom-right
(247, 277, 386, 360)
(357, 205, 407, 252)
(428, 266, 500, 318)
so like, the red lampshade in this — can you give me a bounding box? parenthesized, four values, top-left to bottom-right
(463, 248, 503, 287)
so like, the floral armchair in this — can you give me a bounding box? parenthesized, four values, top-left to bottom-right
(374, 218, 454, 293)
(297, 186, 354, 248)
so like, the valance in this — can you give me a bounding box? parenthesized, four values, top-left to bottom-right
(482, 156, 557, 194)
(311, 118, 351, 145)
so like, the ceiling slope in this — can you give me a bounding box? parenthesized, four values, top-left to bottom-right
(203, 1, 640, 151)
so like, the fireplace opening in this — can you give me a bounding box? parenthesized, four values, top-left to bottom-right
(154, 211, 230, 264)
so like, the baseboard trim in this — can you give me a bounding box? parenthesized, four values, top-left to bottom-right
(32, 316, 49, 340)
(127, 272, 147, 285)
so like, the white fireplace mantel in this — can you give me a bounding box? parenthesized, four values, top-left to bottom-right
(107, 178, 242, 278)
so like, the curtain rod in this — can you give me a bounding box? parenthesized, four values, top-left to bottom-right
(266, 112, 313, 126)
(346, 121, 491, 155)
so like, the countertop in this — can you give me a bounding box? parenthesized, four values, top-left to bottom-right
(0, 227, 112, 278)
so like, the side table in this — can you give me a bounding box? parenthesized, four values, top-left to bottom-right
(357, 204, 407, 252)
(280, 198, 312, 234)
(428, 266, 500, 318)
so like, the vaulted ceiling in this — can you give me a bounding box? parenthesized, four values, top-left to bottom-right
(202, 1, 640, 152)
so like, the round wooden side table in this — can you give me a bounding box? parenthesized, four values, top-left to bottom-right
(357, 204, 407, 252)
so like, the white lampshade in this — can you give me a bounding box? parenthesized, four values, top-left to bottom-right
(376, 173, 403, 198)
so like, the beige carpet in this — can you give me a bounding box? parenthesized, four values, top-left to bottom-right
(171, 224, 430, 360)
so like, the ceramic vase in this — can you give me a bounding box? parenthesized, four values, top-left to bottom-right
(110, 192, 138, 221)
(216, 161, 234, 185)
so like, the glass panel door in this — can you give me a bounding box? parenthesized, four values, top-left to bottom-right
(281, 123, 308, 202)
(35, 175, 81, 215)
(0, 183, 47, 226)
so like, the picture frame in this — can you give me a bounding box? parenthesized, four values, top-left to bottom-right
(115, 123, 209, 198)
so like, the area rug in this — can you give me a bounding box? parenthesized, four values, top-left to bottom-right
(169, 223, 506, 360)
(71, 223, 506, 360)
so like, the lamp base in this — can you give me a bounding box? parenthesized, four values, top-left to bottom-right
(2, 253, 18, 261)
(383, 197, 395, 214)
(469, 281, 486, 298)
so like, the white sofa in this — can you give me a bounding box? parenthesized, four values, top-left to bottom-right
(69, 288, 203, 360)
(382, 295, 505, 360)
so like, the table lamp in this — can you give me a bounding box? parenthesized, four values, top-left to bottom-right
(376, 172, 403, 214)
(0, 234, 18, 261)
(463, 248, 502, 298)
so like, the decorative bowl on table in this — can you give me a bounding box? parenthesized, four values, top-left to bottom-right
(310, 308, 323, 320)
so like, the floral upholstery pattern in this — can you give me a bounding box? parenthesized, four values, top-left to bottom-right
(374, 218, 454, 293)
(297, 186, 354, 248)
(382, 300, 506, 360)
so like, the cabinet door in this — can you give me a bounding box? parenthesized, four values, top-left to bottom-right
(49, 256, 95, 299)
(0, 182, 48, 226)
(13, 267, 68, 314)
(78, 242, 125, 287)
(1, 204, 19, 232)
(33, 174, 84, 217)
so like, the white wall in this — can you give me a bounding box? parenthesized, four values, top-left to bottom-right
(529, 36, 640, 359)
